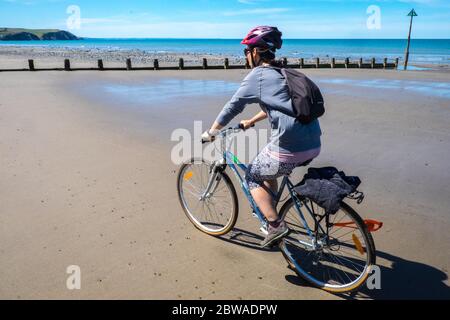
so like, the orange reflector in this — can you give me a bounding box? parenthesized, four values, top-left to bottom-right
(352, 234, 365, 255)
(364, 219, 383, 232)
(333, 219, 383, 233)
(184, 171, 193, 181)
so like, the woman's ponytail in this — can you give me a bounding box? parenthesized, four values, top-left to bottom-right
(258, 48, 283, 68)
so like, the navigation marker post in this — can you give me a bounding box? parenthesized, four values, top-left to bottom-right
(404, 8, 418, 70)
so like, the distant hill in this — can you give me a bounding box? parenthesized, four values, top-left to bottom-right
(0, 28, 80, 41)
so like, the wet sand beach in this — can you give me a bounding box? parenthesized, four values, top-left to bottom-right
(0, 67, 449, 299)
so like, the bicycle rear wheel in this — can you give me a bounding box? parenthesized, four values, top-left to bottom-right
(177, 158, 238, 236)
(278, 198, 376, 293)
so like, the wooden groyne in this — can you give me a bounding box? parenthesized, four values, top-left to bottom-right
(0, 57, 399, 72)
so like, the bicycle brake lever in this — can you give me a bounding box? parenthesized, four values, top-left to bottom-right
(201, 136, 215, 144)
(235, 123, 256, 131)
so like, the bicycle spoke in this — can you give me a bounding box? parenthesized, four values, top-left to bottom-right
(199, 165, 204, 190)
(326, 256, 347, 285)
(208, 200, 224, 226)
(203, 200, 216, 225)
(285, 208, 311, 232)
(324, 252, 356, 283)
(184, 180, 202, 194)
(332, 236, 366, 251)
(324, 249, 366, 271)
(285, 215, 306, 231)
(328, 213, 354, 237)
(184, 188, 201, 199)
(215, 183, 227, 193)
(331, 228, 360, 242)
(337, 248, 367, 261)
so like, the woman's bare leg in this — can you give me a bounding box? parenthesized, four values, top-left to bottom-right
(250, 179, 279, 222)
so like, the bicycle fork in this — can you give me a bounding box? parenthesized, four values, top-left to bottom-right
(201, 159, 270, 235)
(199, 160, 225, 201)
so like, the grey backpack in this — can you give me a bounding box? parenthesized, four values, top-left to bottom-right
(274, 67, 325, 124)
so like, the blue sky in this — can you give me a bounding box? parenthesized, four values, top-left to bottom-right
(1, 0, 449, 38)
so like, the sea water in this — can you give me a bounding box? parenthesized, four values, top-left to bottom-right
(1, 38, 449, 65)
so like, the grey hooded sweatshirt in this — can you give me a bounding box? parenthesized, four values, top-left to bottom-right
(215, 65, 322, 154)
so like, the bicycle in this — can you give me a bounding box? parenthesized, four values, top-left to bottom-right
(177, 124, 377, 293)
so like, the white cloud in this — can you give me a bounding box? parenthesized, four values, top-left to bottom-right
(223, 8, 290, 16)
(237, 0, 270, 4)
(399, 0, 436, 3)
(71, 21, 252, 38)
(80, 18, 126, 25)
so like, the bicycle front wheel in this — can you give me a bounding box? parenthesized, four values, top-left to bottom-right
(177, 158, 238, 236)
(278, 198, 376, 293)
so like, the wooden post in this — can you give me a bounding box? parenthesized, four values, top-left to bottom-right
(299, 58, 304, 69)
(64, 59, 71, 71)
(331, 58, 335, 68)
(345, 58, 349, 69)
(202, 58, 208, 69)
(224, 58, 229, 70)
(126, 58, 132, 70)
(28, 59, 35, 71)
(282, 57, 288, 68)
(358, 58, 363, 68)
(404, 9, 418, 70)
(97, 59, 104, 70)
(395, 58, 399, 69)
(383, 58, 388, 69)
(153, 59, 159, 70)
(371, 57, 376, 69)
(179, 58, 184, 70)
(315, 58, 320, 68)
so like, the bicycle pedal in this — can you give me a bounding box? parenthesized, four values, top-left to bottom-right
(259, 226, 268, 235)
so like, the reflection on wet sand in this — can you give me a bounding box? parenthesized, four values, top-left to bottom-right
(101, 79, 240, 104)
(318, 78, 450, 99)
(91, 76, 450, 109)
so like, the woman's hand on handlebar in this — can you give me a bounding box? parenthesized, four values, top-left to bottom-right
(240, 111, 267, 130)
(201, 129, 219, 143)
(239, 120, 254, 130)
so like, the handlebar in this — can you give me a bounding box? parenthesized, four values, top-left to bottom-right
(201, 123, 255, 144)
(234, 123, 255, 130)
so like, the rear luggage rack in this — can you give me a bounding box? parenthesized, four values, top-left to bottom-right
(346, 190, 365, 204)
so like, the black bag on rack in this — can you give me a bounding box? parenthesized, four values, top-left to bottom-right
(294, 167, 363, 214)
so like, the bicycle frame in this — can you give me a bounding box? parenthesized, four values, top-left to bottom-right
(224, 150, 317, 242)
(201, 127, 319, 246)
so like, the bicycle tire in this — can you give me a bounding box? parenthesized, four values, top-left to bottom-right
(278, 198, 376, 293)
(177, 158, 239, 236)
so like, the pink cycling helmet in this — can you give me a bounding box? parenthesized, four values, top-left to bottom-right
(241, 26, 283, 50)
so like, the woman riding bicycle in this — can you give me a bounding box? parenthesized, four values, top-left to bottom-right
(202, 26, 322, 247)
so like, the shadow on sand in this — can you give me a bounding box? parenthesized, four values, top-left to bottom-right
(218, 226, 279, 252)
(217, 226, 450, 300)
